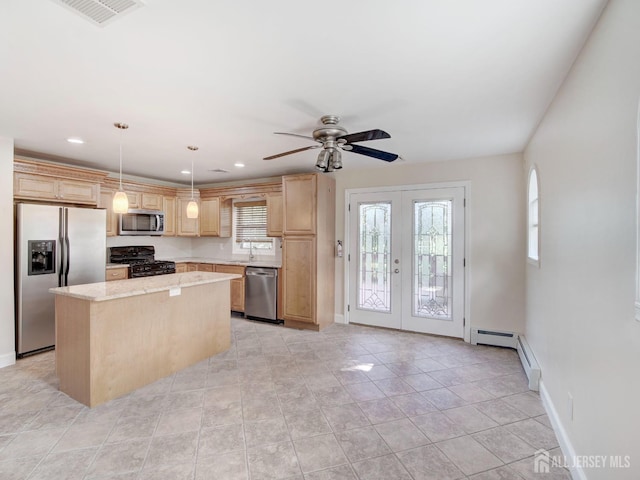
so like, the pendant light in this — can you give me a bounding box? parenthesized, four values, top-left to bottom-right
(112, 122, 129, 214)
(186, 146, 199, 219)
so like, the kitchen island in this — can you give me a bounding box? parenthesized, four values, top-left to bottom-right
(49, 271, 240, 407)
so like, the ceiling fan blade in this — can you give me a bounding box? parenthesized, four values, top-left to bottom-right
(274, 132, 316, 141)
(347, 144, 399, 162)
(263, 145, 320, 160)
(337, 129, 391, 143)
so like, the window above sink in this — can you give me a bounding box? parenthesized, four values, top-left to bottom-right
(232, 199, 275, 257)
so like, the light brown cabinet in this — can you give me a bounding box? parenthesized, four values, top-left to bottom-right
(215, 264, 245, 312)
(200, 198, 231, 237)
(187, 263, 198, 272)
(175, 262, 187, 273)
(197, 263, 214, 272)
(282, 236, 315, 322)
(177, 193, 200, 237)
(283, 174, 317, 235)
(266, 192, 283, 237)
(99, 189, 118, 237)
(14, 173, 99, 205)
(141, 193, 162, 210)
(105, 266, 128, 281)
(162, 196, 176, 236)
(125, 191, 140, 209)
(281, 173, 335, 330)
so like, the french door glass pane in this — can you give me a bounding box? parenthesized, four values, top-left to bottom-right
(413, 200, 452, 319)
(358, 202, 391, 312)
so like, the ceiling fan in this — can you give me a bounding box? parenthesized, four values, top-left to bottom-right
(263, 115, 399, 172)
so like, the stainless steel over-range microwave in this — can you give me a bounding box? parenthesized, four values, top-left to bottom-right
(119, 209, 165, 236)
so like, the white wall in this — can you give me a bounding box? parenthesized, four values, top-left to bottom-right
(524, 0, 640, 477)
(0, 137, 15, 367)
(191, 237, 282, 264)
(334, 153, 525, 334)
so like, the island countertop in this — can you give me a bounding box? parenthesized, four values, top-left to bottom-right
(49, 271, 241, 302)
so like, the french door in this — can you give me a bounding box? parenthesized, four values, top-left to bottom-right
(347, 186, 465, 337)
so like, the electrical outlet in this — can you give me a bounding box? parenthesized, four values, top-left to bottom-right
(567, 393, 574, 421)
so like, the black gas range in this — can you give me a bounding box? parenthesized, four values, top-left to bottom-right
(109, 245, 176, 278)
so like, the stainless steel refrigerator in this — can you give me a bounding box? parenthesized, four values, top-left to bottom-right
(16, 203, 106, 357)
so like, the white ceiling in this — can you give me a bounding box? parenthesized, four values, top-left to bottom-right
(0, 0, 606, 185)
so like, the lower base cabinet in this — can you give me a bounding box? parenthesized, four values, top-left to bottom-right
(105, 267, 128, 281)
(215, 265, 245, 313)
(176, 262, 245, 312)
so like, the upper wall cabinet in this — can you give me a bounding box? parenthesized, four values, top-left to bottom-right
(14, 159, 108, 206)
(142, 193, 163, 210)
(176, 188, 200, 237)
(283, 174, 317, 235)
(98, 188, 118, 236)
(198, 181, 281, 237)
(162, 196, 177, 236)
(266, 192, 283, 237)
(199, 197, 232, 237)
(101, 177, 178, 237)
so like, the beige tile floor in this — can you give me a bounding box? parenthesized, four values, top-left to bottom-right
(0, 318, 571, 480)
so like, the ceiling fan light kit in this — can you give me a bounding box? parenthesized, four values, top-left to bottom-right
(315, 150, 329, 171)
(265, 115, 399, 172)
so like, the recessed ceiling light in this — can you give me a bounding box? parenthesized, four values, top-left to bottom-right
(67, 138, 84, 144)
(181, 170, 191, 175)
(234, 162, 245, 168)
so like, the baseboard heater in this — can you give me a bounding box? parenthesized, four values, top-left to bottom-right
(471, 328, 540, 391)
(470, 328, 518, 348)
(516, 335, 540, 391)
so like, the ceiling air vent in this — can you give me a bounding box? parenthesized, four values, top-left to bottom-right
(50, 0, 144, 27)
(208, 169, 229, 174)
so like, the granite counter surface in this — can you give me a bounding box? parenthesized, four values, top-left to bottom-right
(167, 257, 281, 268)
(50, 271, 240, 302)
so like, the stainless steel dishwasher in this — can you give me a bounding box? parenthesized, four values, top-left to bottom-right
(244, 267, 279, 323)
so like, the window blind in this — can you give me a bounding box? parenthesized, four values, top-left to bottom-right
(235, 200, 269, 242)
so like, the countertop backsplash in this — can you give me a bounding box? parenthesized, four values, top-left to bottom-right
(106, 235, 282, 265)
(191, 237, 282, 265)
(106, 235, 192, 259)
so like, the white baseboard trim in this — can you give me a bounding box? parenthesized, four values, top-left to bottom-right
(539, 380, 585, 480)
(0, 351, 16, 369)
(334, 314, 346, 325)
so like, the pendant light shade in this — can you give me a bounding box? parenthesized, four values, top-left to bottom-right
(113, 122, 129, 214)
(113, 190, 129, 214)
(186, 146, 199, 219)
(186, 199, 199, 219)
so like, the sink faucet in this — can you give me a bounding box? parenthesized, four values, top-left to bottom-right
(248, 239, 255, 261)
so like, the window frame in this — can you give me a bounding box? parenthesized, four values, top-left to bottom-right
(527, 165, 540, 267)
(232, 199, 274, 256)
(635, 98, 640, 321)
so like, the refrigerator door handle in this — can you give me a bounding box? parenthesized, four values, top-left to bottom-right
(58, 207, 65, 287)
(64, 208, 70, 286)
